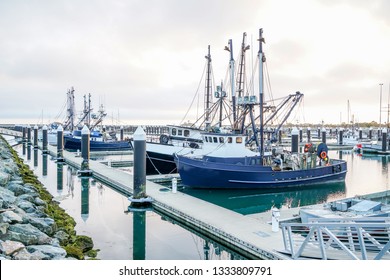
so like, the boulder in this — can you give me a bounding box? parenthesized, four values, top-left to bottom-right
(0, 187, 17, 205)
(0, 222, 9, 234)
(15, 200, 37, 213)
(13, 248, 49, 260)
(7, 183, 36, 197)
(0, 240, 25, 255)
(0, 171, 10, 187)
(1, 210, 23, 223)
(23, 216, 56, 236)
(4, 224, 53, 245)
(27, 245, 67, 259)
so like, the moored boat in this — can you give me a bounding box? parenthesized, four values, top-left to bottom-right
(64, 130, 132, 151)
(175, 28, 348, 189)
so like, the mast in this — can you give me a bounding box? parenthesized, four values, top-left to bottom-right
(226, 39, 236, 126)
(236, 33, 250, 128)
(205, 45, 212, 129)
(258, 28, 265, 163)
(65, 87, 75, 131)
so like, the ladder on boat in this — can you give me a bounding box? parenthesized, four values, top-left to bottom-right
(280, 217, 390, 260)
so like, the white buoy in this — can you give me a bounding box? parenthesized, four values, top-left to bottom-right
(172, 177, 177, 193)
(271, 207, 280, 232)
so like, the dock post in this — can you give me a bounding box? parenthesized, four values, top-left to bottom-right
(78, 125, 92, 176)
(291, 127, 299, 153)
(120, 126, 124, 141)
(317, 128, 320, 139)
(307, 127, 311, 143)
(299, 128, 303, 143)
(42, 125, 48, 154)
(56, 125, 64, 162)
(378, 128, 382, 141)
(382, 128, 387, 152)
(339, 128, 343, 145)
(278, 130, 282, 143)
(22, 126, 27, 143)
(128, 126, 153, 208)
(27, 124, 31, 145)
(359, 129, 363, 140)
(369, 127, 372, 140)
(271, 207, 280, 232)
(321, 127, 326, 144)
(33, 125, 38, 149)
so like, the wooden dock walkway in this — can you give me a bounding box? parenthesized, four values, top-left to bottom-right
(44, 144, 290, 260)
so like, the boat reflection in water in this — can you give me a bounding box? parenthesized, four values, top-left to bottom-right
(179, 181, 346, 215)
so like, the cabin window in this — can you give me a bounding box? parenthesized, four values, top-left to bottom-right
(227, 137, 232, 143)
(172, 128, 177, 136)
(219, 137, 224, 143)
(208, 136, 212, 142)
(236, 137, 243, 143)
(213, 137, 218, 143)
(204, 137, 208, 142)
(184, 130, 190, 137)
(178, 130, 183, 136)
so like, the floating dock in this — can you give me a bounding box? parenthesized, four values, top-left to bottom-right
(44, 144, 290, 259)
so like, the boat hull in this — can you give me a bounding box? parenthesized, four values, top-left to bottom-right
(64, 136, 132, 151)
(175, 155, 347, 189)
(145, 141, 198, 175)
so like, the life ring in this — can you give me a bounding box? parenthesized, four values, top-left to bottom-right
(320, 151, 327, 159)
(304, 143, 312, 153)
(159, 134, 169, 144)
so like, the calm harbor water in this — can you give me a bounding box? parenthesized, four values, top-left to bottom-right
(12, 141, 390, 260)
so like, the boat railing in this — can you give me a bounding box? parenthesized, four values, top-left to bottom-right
(281, 217, 390, 260)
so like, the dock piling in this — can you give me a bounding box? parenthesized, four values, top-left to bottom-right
(321, 127, 326, 144)
(78, 125, 92, 176)
(338, 128, 343, 145)
(42, 125, 48, 154)
(33, 125, 38, 149)
(27, 125, 31, 145)
(128, 126, 153, 208)
(56, 125, 64, 162)
(382, 128, 387, 152)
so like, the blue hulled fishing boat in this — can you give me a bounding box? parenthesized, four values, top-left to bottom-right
(175, 29, 347, 189)
(64, 130, 132, 151)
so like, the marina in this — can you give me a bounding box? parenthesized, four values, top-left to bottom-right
(2, 126, 390, 260)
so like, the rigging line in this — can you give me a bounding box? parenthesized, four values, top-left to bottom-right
(145, 151, 164, 175)
(180, 62, 208, 125)
(54, 99, 67, 121)
(246, 56, 259, 96)
(264, 60, 274, 106)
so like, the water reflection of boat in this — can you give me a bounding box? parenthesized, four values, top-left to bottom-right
(180, 181, 346, 215)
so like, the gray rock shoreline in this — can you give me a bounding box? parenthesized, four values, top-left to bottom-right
(0, 137, 92, 260)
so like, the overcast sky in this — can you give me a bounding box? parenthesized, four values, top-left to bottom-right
(1, 0, 389, 126)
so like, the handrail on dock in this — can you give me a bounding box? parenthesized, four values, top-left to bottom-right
(281, 217, 390, 260)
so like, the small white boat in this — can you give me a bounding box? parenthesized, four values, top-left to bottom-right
(299, 197, 390, 223)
